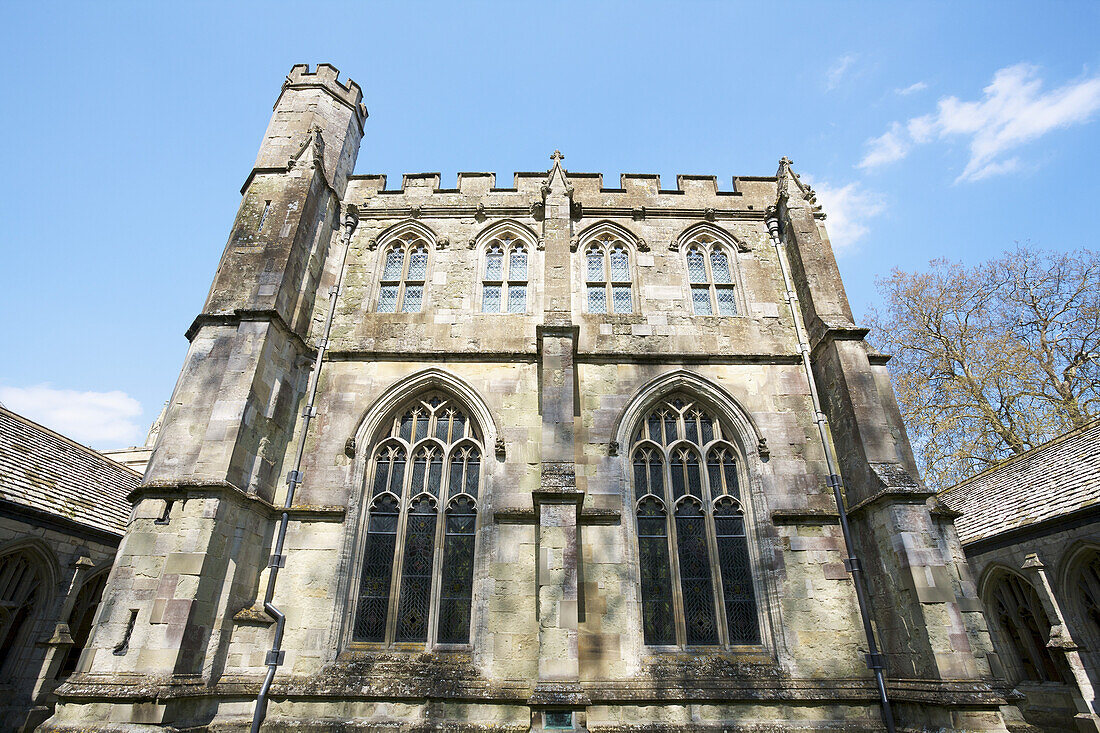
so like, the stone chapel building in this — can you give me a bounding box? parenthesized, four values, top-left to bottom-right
(42, 64, 1047, 732)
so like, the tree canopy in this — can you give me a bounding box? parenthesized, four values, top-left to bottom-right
(866, 244, 1100, 490)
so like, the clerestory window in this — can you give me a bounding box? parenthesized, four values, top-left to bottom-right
(377, 231, 430, 313)
(631, 395, 759, 648)
(586, 232, 633, 314)
(685, 234, 737, 316)
(352, 393, 481, 647)
(482, 232, 529, 314)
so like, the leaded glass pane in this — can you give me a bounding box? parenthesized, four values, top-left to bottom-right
(508, 284, 526, 314)
(485, 247, 504, 280)
(634, 454, 648, 495)
(648, 456, 665, 500)
(685, 414, 700, 446)
(452, 414, 466, 442)
(388, 448, 406, 495)
(685, 451, 702, 498)
(587, 285, 606, 314)
(715, 500, 759, 644)
(687, 249, 707, 283)
(449, 456, 464, 499)
(353, 496, 399, 641)
(464, 449, 481, 498)
(675, 502, 719, 645)
(610, 245, 630, 281)
(700, 418, 714, 445)
(664, 413, 678, 444)
(692, 287, 713, 315)
(435, 413, 450, 442)
(612, 285, 632, 313)
(382, 248, 404, 280)
(637, 498, 675, 645)
(410, 452, 427, 495)
(428, 452, 443, 497)
(586, 248, 604, 281)
(483, 284, 501, 313)
(707, 456, 722, 496)
(710, 251, 732, 284)
(402, 285, 423, 313)
(438, 498, 477, 644)
(407, 246, 428, 280)
(509, 247, 528, 280)
(395, 499, 437, 642)
(647, 414, 662, 444)
(377, 285, 399, 313)
(372, 451, 390, 497)
(723, 453, 740, 498)
(670, 454, 685, 500)
(399, 413, 413, 442)
(716, 286, 737, 316)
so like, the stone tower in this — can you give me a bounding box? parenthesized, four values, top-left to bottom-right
(45, 65, 1020, 732)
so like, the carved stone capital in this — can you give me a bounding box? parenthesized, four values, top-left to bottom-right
(757, 437, 770, 460)
(494, 438, 506, 460)
(570, 236, 580, 253)
(608, 440, 619, 457)
(367, 238, 378, 251)
(637, 238, 650, 253)
(435, 236, 449, 250)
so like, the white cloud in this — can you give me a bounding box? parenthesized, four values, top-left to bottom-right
(802, 177, 886, 255)
(896, 81, 928, 96)
(827, 54, 858, 91)
(0, 384, 143, 449)
(860, 64, 1100, 182)
(859, 122, 911, 169)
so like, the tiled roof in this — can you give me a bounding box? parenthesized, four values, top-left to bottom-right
(939, 419, 1100, 546)
(0, 406, 138, 537)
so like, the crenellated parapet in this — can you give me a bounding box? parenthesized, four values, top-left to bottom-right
(284, 63, 368, 124)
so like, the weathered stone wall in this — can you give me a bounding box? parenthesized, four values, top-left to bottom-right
(43, 65, 1018, 732)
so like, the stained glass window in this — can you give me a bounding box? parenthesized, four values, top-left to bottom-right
(584, 231, 634, 314)
(481, 230, 530, 314)
(630, 394, 760, 648)
(682, 232, 738, 316)
(377, 231, 430, 313)
(352, 393, 484, 648)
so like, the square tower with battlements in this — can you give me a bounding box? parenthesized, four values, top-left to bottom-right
(42, 64, 1030, 733)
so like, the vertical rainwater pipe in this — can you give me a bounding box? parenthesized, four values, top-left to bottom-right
(251, 203, 359, 733)
(765, 208, 897, 733)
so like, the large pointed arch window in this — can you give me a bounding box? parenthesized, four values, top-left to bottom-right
(482, 231, 529, 314)
(0, 550, 46, 673)
(353, 393, 482, 647)
(630, 395, 760, 647)
(377, 230, 430, 313)
(585, 231, 633, 314)
(987, 572, 1065, 683)
(684, 232, 738, 316)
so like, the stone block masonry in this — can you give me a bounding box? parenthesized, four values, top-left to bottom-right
(41, 64, 1018, 732)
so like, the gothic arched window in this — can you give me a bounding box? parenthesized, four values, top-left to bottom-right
(988, 572, 1064, 683)
(353, 393, 482, 647)
(482, 232, 529, 314)
(684, 233, 737, 316)
(585, 232, 633, 314)
(377, 230, 430, 313)
(630, 395, 760, 647)
(57, 570, 108, 679)
(1072, 551, 1100, 642)
(0, 550, 46, 673)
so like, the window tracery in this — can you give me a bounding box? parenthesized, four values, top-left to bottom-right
(377, 230, 430, 313)
(684, 232, 738, 316)
(1073, 551, 1100, 641)
(0, 550, 45, 672)
(988, 572, 1064, 683)
(585, 232, 633, 314)
(482, 232, 529, 314)
(629, 394, 760, 647)
(352, 392, 482, 647)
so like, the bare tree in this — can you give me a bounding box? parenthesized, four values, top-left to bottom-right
(866, 244, 1100, 489)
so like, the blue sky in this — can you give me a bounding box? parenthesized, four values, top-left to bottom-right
(2, 1, 1099, 449)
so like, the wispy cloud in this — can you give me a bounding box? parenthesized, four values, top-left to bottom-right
(860, 64, 1100, 182)
(0, 384, 143, 449)
(826, 54, 858, 91)
(895, 81, 928, 96)
(802, 176, 886, 255)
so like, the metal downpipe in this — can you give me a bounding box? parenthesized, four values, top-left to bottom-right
(250, 203, 359, 733)
(765, 210, 897, 733)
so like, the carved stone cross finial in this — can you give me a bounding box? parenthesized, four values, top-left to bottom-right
(550, 149, 565, 164)
(779, 156, 793, 167)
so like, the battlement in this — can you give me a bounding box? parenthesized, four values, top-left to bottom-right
(349, 171, 777, 198)
(285, 63, 367, 122)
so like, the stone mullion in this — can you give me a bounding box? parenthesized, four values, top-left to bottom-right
(383, 464, 415, 646)
(424, 490, 448, 649)
(662, 448, 688, 648)
(699, 446, 730, 649)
